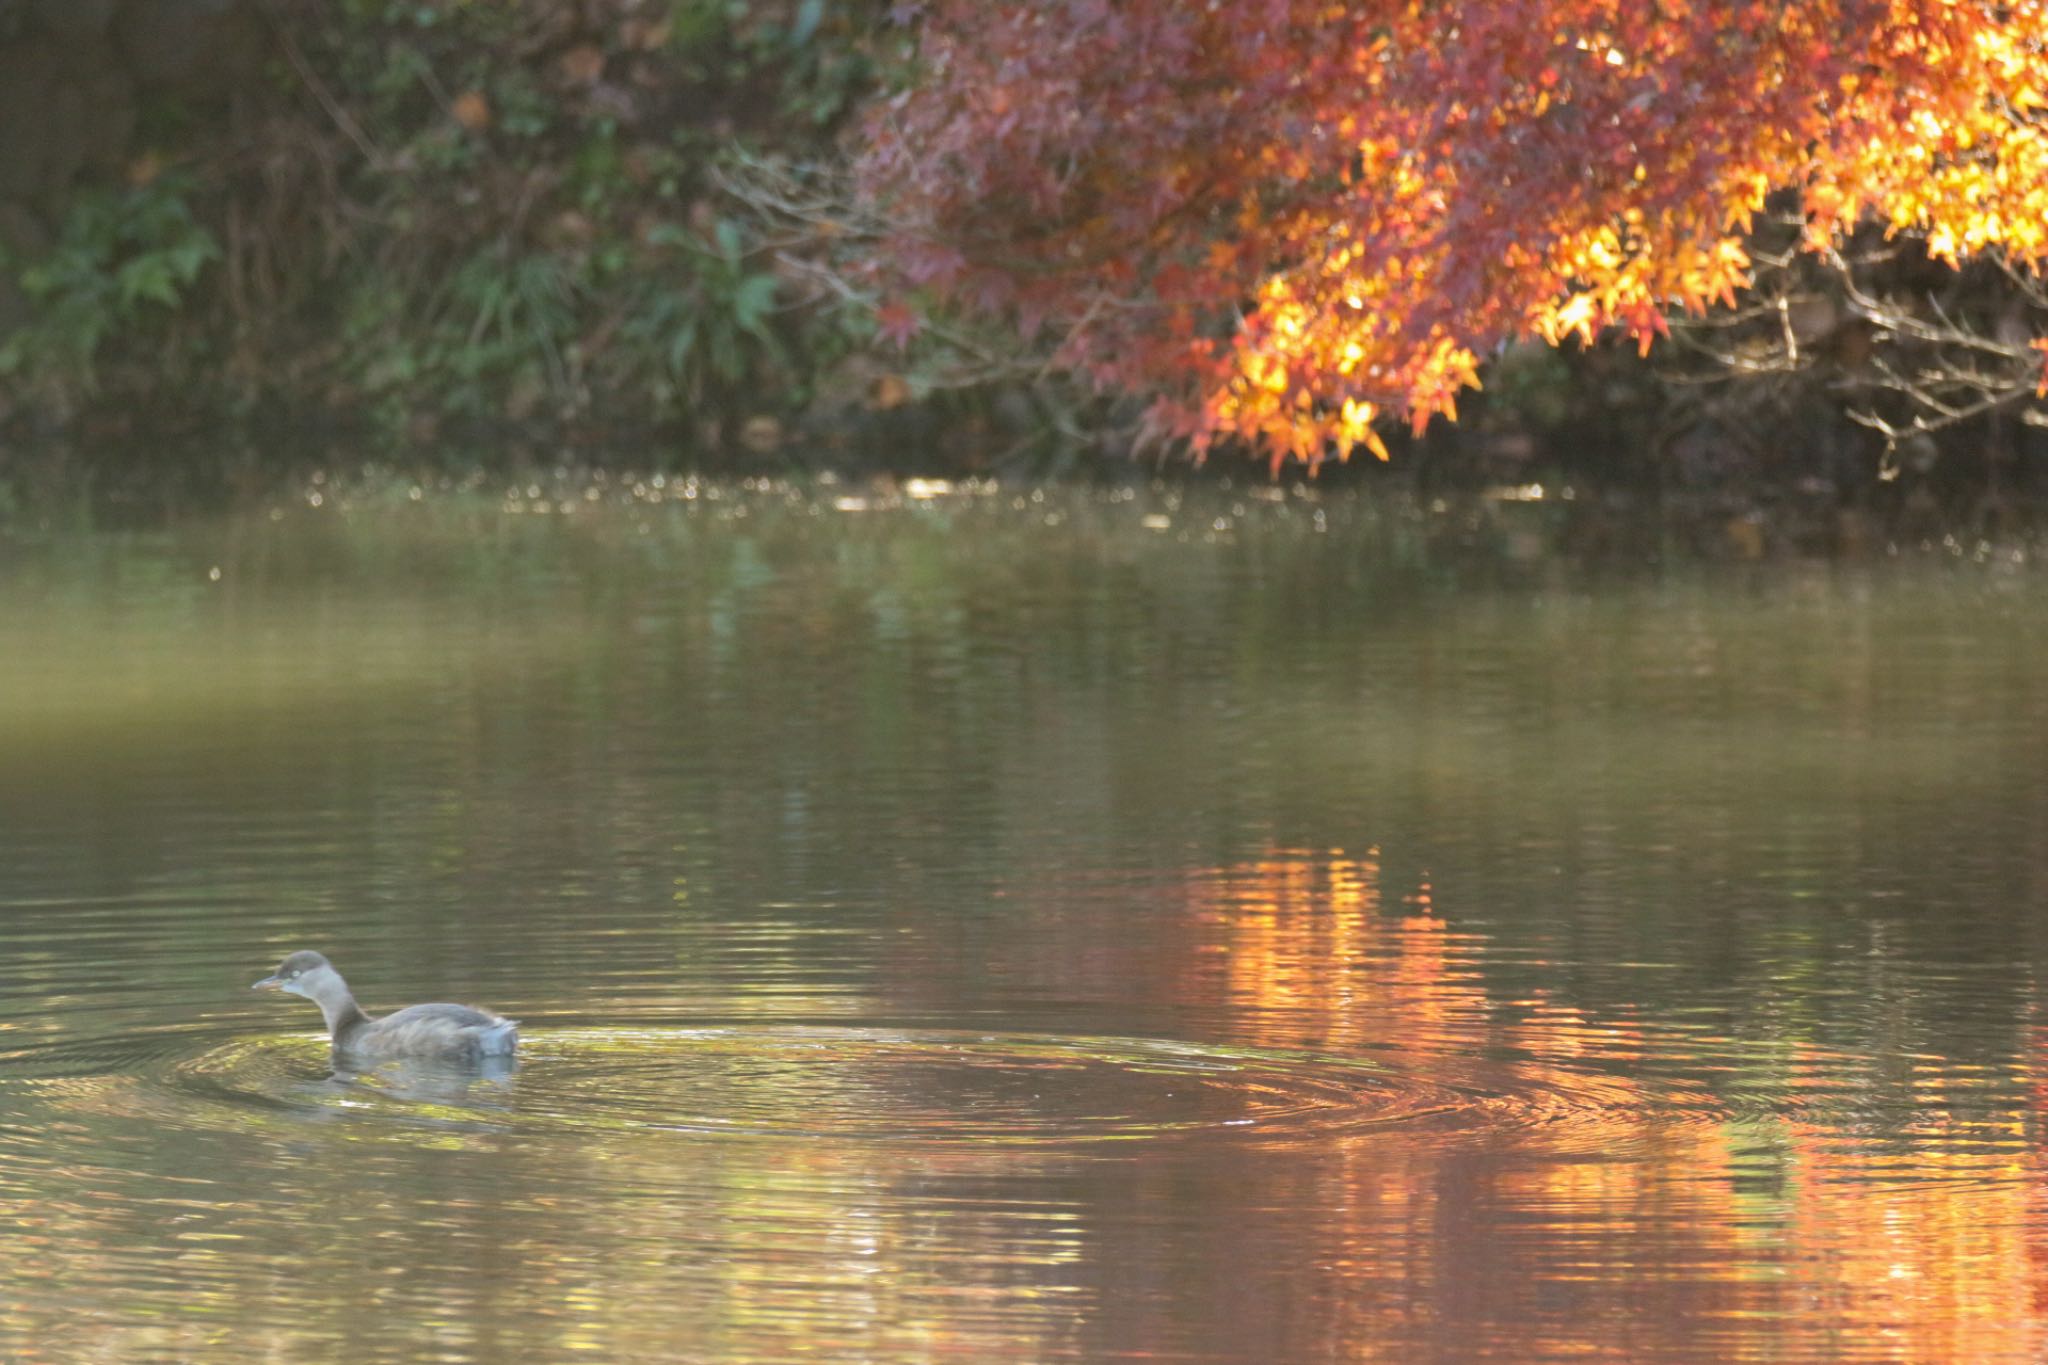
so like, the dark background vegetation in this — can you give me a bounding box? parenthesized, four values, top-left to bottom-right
(0, 0, 900, 459)
(1, 0, 2044, 547)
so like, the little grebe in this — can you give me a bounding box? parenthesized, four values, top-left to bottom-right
(253, 950, 518, 1064)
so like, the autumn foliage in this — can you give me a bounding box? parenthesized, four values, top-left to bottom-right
(858, 1, 2048, 468)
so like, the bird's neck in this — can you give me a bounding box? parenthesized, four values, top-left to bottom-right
(308, 981, 372, 1041)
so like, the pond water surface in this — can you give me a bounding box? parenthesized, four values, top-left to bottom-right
(3, 477, 2047, 1362)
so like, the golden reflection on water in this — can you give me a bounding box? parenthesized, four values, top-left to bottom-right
(1773, 1112, 2046, 1364)
(1175, 846, 2048, 1361)
(4, 875, 2047, 1363)
(0, 1087, 1105, 1362)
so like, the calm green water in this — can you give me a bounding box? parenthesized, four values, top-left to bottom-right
(3, 477, 2047, 1362)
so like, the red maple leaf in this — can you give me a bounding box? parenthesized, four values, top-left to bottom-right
(875, 300, 923, 350)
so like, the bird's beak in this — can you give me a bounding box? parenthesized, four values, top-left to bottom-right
(252, 974, 284, 991)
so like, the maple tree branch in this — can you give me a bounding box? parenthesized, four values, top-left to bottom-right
(715, 152, 1113, 396)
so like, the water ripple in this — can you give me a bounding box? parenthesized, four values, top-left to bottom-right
(161, 1027, 1519, 1147)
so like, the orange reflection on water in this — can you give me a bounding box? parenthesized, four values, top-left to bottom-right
(1188, 848, 1483, 1056)
(1770, 1118, 2048, 1362)
(1177, 847, 2048, 1361)
(1764, 1039, 2048, 1364)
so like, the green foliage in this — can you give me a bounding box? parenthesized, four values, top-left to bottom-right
(345, 245, 584, 424)
(0, 177, 219, 394)
(293, 1, 895, 440)
(769, 2, 876, 127)
(335, 212, 824, 437)
(492, 67, 556, 139)
(629, 219, 787, 414)
(1, 0, 900, 446)
(666, 0, 877, 127)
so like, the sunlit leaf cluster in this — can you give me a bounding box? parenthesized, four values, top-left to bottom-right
(860, 1, 2048, 469)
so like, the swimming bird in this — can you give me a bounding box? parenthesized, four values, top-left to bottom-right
(252, 950, 518, 1064)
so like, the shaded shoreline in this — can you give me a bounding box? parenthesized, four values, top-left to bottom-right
(2, 444, 2040, 572)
